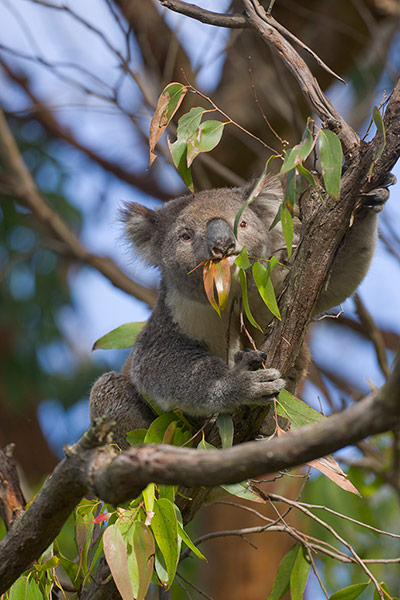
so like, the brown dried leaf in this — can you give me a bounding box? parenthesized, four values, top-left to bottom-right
(213, 258, 231, 311)
(307, 456, 361, 496)
(203, 261, 219, 315)
(203, 258, 231, 314)
(148, 82, 187, 167)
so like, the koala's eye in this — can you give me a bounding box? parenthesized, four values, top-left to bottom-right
(180, 232, 192, 242)
(239, 220, 248, 229)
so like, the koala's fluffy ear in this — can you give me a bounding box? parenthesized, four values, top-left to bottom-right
(121, 203, 160, 265)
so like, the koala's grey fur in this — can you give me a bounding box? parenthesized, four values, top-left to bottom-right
(90, 176, 391, 444)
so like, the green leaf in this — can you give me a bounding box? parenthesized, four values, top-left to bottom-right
(267, 545, 300, 600)
(330, 581, 371, 600)
(187, 120, 225, 166)
(171, 425, 192, 447)
(175, 505, 207, 561)
(126, 428, 147, 447)
(216, 413, 234, 448)
(252, 260, 281, 320)
(144, 413, 180, 444)
(296, 163, 316, 187)
(92, 322, 146, 350)
(290, 545, 310, 600)
(9, 577, 27, 600)
(154, 544, 169, 586)
(133, 522, 156, 600)
(143, 482, 156, 515)
(221, 481, 263, 502)
(276, 389, 324, 429)
(9, 577, 43, 600)
(151, 498, 180, 588)
(235, 246, 251, 270)
(177, 106, 206, 136)
(35, 556, 60, 571)
(158, 484, 178, 503)
(269, 204, 282, 231)
(168, 137, 194, 192)
(169, 107, 208, 190)
(319, 129, 343, 199)
(57, 553, 82, 589)
(281, 204, 294, 259)
(238, 268, 262, 331)
(280, 120, 314, 175)
(373, 582, 391, 600)
(103, 524, 134, 600)
(369, 106, 386, 179)
(283, 167, 297, 211)
(75, 506, 95, 577)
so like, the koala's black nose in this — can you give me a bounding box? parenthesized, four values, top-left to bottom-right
(206, 218, 236, 259)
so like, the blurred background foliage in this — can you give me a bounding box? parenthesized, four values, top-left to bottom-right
(0, 0, 400, 597)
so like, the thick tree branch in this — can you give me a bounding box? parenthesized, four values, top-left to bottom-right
(240, 0, 360, 154)
(1, 358, 400, 592)
(0, 109, 156, 307)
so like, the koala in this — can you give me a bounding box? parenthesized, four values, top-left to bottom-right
(90, 175, 394, 444)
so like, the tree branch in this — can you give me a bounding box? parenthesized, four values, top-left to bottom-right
(241, 0, 360, 154)
(159, 0, 248, 29)
(0, 109, 157, 307)
(0, 445, 25, 530)
(1, 357, 400, 591)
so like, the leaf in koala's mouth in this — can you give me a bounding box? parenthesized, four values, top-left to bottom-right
(203, 258, 231, 315)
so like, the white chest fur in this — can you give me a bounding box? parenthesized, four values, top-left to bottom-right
(166, 287, 244, 366)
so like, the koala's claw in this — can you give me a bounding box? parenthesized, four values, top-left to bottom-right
(234, 349, 267, 370)
(359, 187, 389, 212)
(358, 173, 396, 213)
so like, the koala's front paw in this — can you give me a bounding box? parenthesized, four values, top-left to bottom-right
(234, 348, 267, 370)
(233, 349, 285, 404)
(359, 173, 396, 213)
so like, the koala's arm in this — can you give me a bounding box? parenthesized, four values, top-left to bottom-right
(130, 298, 285, 417)
(314, 185, 391, 314)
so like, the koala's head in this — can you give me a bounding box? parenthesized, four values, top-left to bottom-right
(123, 177, 284, 302)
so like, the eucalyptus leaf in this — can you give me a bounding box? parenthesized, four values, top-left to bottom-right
(266, 545, 300, 600)
(276, 389, 324, 429)
(92, 321, 146, 350)
(330, 581, 371, 600)
(280, 119, 314, 175)
(144, 413, 180, 444)
(238, 268, 262, 331)
(187, 119, 225, 166)
(151, 498, 180, 589)
(216, 413, 234, 448)
(103, 524, 134, 600)
(290, 545, 310, 600)
(252, 261, 281, 320)
(369, 106, 386, 179)
(319, 129, 343, 199)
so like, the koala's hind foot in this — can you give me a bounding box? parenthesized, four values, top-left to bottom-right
(358, 173, 396, 212)
(233, 349, 285, 404)
(89, 371, 156, 449)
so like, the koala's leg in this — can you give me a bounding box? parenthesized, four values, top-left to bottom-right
(314, 177, 394, 315)
(89, 372, 156, 448)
